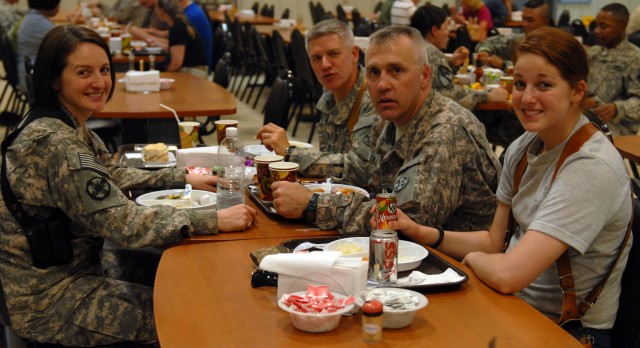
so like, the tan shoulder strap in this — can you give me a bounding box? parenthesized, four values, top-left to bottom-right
(346, 78, 367, 140)
(506, 123, 631, 324)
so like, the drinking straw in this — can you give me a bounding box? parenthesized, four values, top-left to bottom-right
(125, 21, 132, 33)
(159, 104, 181, 124)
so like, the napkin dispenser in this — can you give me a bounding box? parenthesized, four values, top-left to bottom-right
(259, 251, 368, 299)
(125, 70, 160, 92)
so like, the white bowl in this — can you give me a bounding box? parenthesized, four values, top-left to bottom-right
(147, 46, 162, 55)
(324, 237, 428, 272)
(356, 288, 428, 329)
(135, 189, 216, 210)
(304, 183, 370, 198)
(289, 140, 313, 149)
(278, 291, 355, 333)
(244, 145, 275, 159)
(159, 78, 174, 90)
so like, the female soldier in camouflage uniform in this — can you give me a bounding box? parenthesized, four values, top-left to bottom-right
(0, 25, 255, 346)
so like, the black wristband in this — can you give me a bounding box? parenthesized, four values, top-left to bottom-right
(430, 225, 445, 249)
(284, 145, 296, 162)
(303, 193, 319, 224)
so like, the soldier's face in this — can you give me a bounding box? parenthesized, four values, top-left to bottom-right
(512, 53, 585, 140)
(432, 19, 451, 50)
(55, 43, 112, 121)
(365, 36, 431, 126)
(307, 34, 359, 101)
(522, 6, 549, 35)
(593, 11, 626, 48)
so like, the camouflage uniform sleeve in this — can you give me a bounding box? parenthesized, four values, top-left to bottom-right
(475, 34, 519, 66)
(293, 96, 377, 188)
(48, 138, 216, 248)
(611, 58, 640, 123)
(314, 191, 375, 235)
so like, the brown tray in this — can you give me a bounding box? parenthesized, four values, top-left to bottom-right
(279, 237, 468, 293)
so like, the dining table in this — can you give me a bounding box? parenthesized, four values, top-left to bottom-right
(153, 236, 584, 347)
(613, 135, 640, 178)
(93, 71, 236, 144)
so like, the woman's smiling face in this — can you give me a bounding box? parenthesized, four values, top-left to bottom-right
(55, 42, 112, 121)
(512, 52, 585, 146)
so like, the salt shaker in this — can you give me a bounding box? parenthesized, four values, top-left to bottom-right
(362, 300, 383, 343)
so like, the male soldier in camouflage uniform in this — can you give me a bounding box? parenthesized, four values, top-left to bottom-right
(586, 3, 640, 136)
(271, 25, 501, 237)
(257, 19, 377, 188)
(0, 0, 22, 35)
(475, 0, 552, 69)
(0, 25, 255, 346)
(410, 4, 509, 111)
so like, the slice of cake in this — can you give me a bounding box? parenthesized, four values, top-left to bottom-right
(142, 143, 169, 162)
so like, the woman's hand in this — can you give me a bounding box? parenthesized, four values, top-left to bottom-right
(217, 204, 257, 232)
(186, 174, 218, 192)
(451, 46, 469, 68)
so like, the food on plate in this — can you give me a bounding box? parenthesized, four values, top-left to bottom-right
(333, 241, 365, 255)
(186, 166, 213, 176)
(142, 143, 168, 162)
(310, 187, 356, 196)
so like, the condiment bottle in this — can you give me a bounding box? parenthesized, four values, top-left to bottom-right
(474, 62, 483, 85)
(362, 300, 383, 343)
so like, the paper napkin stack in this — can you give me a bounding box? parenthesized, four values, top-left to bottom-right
(125, 70, 160, 92)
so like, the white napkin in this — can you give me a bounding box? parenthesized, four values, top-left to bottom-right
(259, 251, 368, 299)
(176, 146, 219, 168)
(396, 268, 465, 286)
(125, 70, 160, 92)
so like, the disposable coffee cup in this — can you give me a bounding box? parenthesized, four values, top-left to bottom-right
(500, 76, 514, 94)
(269, 161, 299, 184)
(121, 33, 132, 51)
(178, 121, 200, 149)
(255, 155, 284, 201)
(214, 119, 238, 144)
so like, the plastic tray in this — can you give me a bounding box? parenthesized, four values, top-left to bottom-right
(117, 144, 177, 169)
(246, 184, 287, 219)
(280, 237, 468, 293)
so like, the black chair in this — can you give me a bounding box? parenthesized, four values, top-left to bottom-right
(351, 8, 363, 32)
(271, 29, 292, 75)
(336, 4, 348, 23)
(309, 1, 320, 24)
(571, 19, 588, 41)
(251, 1, 259, 15)
(373, 1, 383, 13)
(557, 9, 570, 28)
(199, 52, 232, 143)
(0, 30, 28, 138)
(612, 179, 640, 348)
(281, 8, 290, 19)
(487, 27, 500, 37)
(628, 30, 640, 48)
(246, 27, 277, 109)
(23, 56, 34, 106)
(289, 29, 322, 143)
(263, 70, 294, 128)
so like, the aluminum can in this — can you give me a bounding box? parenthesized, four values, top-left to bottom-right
(368, 230, 398, 284)
(376, 192, 398, 230)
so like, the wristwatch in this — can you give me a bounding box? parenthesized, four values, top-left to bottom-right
(284, 145, 296, 162)
(303, 193, 319, 224)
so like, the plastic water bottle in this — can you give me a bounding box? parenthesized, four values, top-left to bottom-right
(217, 127, 246, 209)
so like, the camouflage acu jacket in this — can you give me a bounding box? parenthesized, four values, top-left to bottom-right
(587, 40, 640, 136)
(474, 33, 524, 67)
(0, 110, 216, 339)
(314, 90, 502, 235)
(426, 41, 488, 110)
(290, 66, 378, 188)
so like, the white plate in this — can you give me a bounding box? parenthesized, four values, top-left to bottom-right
(324, 237, 428, 272)
(122, 152, 176, 168)
(289, 140, 313, 149)
(304, 183, 370, 198)
(244, 145, 275, 159)
(135, 189, 216, 210)
(485, 84, 500, 90)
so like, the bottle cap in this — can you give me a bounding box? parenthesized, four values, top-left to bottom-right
(362, 300, 383, 316)
(225, 127, 238, 137)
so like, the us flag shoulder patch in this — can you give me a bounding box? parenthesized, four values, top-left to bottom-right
(78, 153, 109, 177)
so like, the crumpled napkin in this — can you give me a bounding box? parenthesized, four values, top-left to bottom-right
(259, 251, 368, 299)
(396, 268, 465, 286)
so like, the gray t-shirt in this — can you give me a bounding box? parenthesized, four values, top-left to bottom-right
(497, 116, 632, 329)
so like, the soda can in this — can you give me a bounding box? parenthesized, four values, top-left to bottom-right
(368, 230, 398, 284)
(376, 191, 398, 230)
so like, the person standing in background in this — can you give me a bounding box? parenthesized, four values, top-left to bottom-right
(0, 0, 22, 35)
(586, 3, 640, 136)
(16, 0, 60, 92)
(485, 0, 512, 27)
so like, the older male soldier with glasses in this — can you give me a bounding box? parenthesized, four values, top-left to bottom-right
(256, 19, 377, 188)
(270, 25, 501, 237)
(586, 3, 640, 137)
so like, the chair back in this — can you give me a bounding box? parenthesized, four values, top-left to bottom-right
(351, 8, 362, 31)
(336, 4, 348, 23)
(23, 56, 34, 106)
(213, 52, 231, 88)
(373, 1, 383, 13)
(251, 1, 259, 15)
(612, 179, 640, 348)
(290, 29, 321, 100)
(263, 70, 294, 128)
(571, 19, 588, 40)
(0, 31, 20, 88)
(281, 8, 290, 19)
